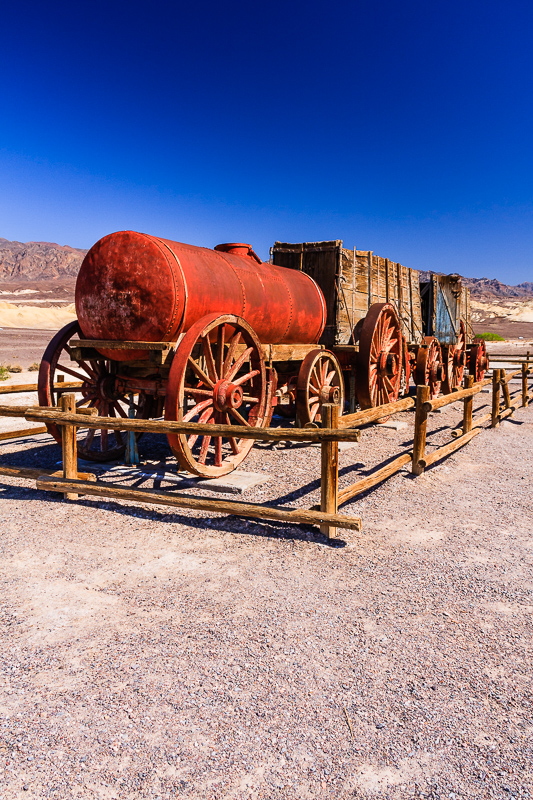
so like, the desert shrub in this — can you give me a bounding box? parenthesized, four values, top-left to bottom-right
(476, 332, 505, 341)
(28, 362, 40, 372)
(0, 366, 8, 381)
(5, 364, 23, 373)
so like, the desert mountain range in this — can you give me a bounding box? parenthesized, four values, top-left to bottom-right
(1, 236, 531, 299)
(0, 236, 532, 331)
(0, 238, 86, 282)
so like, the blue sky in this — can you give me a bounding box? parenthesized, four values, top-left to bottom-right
(1, 0, 532, 282)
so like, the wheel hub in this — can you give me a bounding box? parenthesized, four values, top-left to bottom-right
(430, 363, 445, 382)
(214, 379, 244, 412)
(378, 351, 398, 377)
(96, 374, 120, 402)
(319, 385, 340, 405)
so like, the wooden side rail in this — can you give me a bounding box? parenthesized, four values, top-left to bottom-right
(338, 452, 412, 506)
(0, 381, 83, 395)
(422, 382, 483, 413)
(24, 408, 361, 443)
(36, 476, 362, 532)
(0, 405, 97, 419)
(338, 396, 415, 429)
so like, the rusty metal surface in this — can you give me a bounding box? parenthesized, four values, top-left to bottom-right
(75, 232, 326, 361)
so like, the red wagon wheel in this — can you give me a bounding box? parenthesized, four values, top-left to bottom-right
(356, 303, 402, 409)
(165, 313, 269, 477)
(399, 335, 411, 396)
(442, 320, 468, 394)
(415, 336, 443, 400)
(296, 350, 344, 426)
(469, 337, 489, 382)
(38, 321, 152, 462)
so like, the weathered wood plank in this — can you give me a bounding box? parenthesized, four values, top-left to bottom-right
(36, 476, 362, 532)
(24, 409, 361, 442)
(418, 428, 480, 469)
(339, 396, 415, 429)
(338, 452, 412, 506)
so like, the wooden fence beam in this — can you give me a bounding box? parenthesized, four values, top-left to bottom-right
(423, 381, 481, 413)
(492, 369, 501, 427)
(412, 385, 430, 476)
(24, 409, 361, 443)
(0, 381, 83, 395)
(0, 426, 48, 442)
(463, 375, 474, 433)
(417, 428, 481, 470)
(60, 394, 78, 500)
(36, 476, 362, 532)
(338, 396, 415, 429)
(338, 452, 411, 506)
(320, 404, 339, 539)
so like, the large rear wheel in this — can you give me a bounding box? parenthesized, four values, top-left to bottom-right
(165, 314, 269, 477)
(356, 303, 402, 409)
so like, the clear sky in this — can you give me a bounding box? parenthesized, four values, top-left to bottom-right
(1, 0, 532, 283)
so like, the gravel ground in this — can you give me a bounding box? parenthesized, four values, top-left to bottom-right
(0, 373, 532, 799)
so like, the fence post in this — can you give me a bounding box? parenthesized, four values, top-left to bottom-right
(491, 369, 501, 427)
(522, 362, 529, 407)
(60, 393, 78, 500)
(320, 403, 339, 539)
(463, 374, 474, 434)
(412, 385, 430, 476)
(500, 368, 511, 409)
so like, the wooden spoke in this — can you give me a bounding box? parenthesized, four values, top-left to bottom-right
(202, 335, 218, 383)
(215, 324, 226, 378)
(188, 357, 215, 389)
(226, 347, 253, 382)
(232, 369, 260, 387)
(228, 407, 252, 427)
(222, 331, 242, 376)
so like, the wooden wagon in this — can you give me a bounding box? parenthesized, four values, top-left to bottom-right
(37, 232, 487, 477)
(272, 239, 486, 403)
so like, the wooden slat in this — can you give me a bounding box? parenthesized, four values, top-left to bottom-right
(0, 426, 48, 441)
(36, 476, 362, 532)
(339, 396, 415, 428)
(0, 381, 83, 395)
(24, 409, 361, 442)
(338, 452, 412, 506)
(418, 429, 480, 469)
(71, 339, 174, 351)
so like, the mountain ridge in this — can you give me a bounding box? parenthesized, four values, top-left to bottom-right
(0, 236, 531, 299)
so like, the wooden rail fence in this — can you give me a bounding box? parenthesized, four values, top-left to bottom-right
(0, 358, 531, 540)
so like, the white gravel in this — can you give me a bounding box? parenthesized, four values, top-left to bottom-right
(0, 385, 532, 799)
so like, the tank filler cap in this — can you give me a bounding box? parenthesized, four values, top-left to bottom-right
(214, 243, 262, 263)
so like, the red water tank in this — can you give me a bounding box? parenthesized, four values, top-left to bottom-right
(75, 231, 326, 360)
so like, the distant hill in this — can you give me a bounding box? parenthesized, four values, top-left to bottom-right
(462, 276, 533, 298)
(0, 238, 87, 281)
(417, 270, 533, 298)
